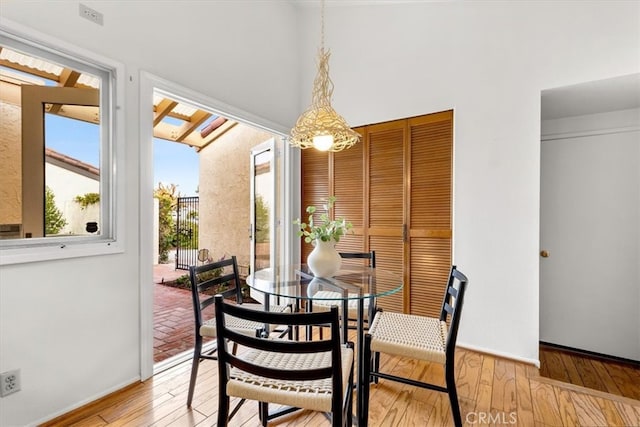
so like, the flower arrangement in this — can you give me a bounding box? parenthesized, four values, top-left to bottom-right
(294, 196, 352, 243)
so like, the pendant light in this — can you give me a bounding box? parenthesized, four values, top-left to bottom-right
(289, 0, 360, 152)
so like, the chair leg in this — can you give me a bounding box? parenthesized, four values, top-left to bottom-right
(445, 361, 462, 427)
(186, 338, 202, 407)
(217, 393, 229, 427)
(361, 334, 372, 427)
(373, 351, 380, 384)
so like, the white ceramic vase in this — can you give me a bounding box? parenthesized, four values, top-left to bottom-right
(307, 239, 342, 278)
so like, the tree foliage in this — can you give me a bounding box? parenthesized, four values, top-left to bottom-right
(255, 195, 269, 243)
(45, 186, 67, 235)
(154, 183, 179, 263)
(74, 192, 100, 209)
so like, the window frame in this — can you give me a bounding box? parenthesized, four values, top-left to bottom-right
(0, 20, 125, 265)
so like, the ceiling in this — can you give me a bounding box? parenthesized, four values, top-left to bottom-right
(541, 73, 640, 120)
(0, 46, 235, 151)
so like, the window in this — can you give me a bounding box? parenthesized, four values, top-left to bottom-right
(0, 25, 124, 264)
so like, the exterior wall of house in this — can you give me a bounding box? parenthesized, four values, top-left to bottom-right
(45, 162, 100, 236)
(198, 125, 276, 272)
(0, 99, 22, 226)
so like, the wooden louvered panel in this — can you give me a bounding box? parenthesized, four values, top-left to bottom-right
(299, 111, 453, 315)
(409, 237, 452, 317)
(368, 125, 404, 228)
(301, 149, 329, 262)
(335, 234, 364, 255)
(334, 138, 364, 228)
(369, 235, 404, 313)
(337, 234, 369, 269)
(410, 115, 452, 230)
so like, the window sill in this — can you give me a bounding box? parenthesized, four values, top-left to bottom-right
(0, 239, 124, 265)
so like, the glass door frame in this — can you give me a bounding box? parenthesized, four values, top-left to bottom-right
(250, 139, 278, 302)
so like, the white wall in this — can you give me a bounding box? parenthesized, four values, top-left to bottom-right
(295, 0, 639, 364)
(0, 1, 298, 425)
(0, 1, 638, 425)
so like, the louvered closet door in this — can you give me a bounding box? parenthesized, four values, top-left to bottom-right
(300, 111, 453, 315)
(334, 129, 365, 255)
(300, 149, 329, 261)
(366, 121, 405, 312)
(407, 111, 453, 317)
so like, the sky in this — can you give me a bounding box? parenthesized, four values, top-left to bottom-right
(45, 115, 200, 196)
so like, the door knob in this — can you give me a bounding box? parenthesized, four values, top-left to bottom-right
(540, 250, 549, 258)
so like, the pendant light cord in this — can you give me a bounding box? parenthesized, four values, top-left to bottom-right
(320, 0, 325, 52)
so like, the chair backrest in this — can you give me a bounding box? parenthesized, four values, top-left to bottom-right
(339, 251, 376, 268)
(189, 255, 243, 334)
(214, 295, 346, 413)
(439, 266, 469, 359)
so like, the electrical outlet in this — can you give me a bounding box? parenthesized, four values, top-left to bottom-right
(0, 370, 20, 397)
(79, 3, 104, 26)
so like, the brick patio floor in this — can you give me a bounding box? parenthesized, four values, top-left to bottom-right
(153, 264, 197, 364)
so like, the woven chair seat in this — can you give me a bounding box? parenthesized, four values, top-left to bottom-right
(368, 311, 448, 364)
(227, 345, 354, 413)
(200, 304, 291, 337)
(311, 290, 372, 320)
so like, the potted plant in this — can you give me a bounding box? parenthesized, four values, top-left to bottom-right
(294, 196, 352, 277)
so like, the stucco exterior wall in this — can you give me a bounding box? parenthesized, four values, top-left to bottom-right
(198, 125, 275, 270)
(0, 102, 22, 226)
(45, 162, 100, 235)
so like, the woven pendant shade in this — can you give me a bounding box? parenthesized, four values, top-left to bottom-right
(289, 2, 360, 152)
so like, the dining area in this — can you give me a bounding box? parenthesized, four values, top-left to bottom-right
(184, 253, 469, 426)
(40, 254, 640, 427)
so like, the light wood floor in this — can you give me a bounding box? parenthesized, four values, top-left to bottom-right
(539, 344, 640, 401)
(41, 340, 640, 427)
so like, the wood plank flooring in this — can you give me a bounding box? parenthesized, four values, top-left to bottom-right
(539, 344, 640, 401)
(41, 340, 640, 426)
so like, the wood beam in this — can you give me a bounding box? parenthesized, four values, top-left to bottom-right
(48, 68, 81, 114)
(174, 110, 211, 142)
(153, 120, 238, 150)
(192, 121, 237, 151)
(49, 104, 100, 124)
(153, 98, 178, 126)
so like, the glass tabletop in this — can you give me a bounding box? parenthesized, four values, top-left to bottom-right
(246, 264, 403, 301)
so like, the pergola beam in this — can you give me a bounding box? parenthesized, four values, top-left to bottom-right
(174, 109, 211, 142)
(153, 98, 178, 126)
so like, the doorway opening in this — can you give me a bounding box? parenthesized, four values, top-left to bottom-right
(149, 89, 284, 372)
(538, 73, 640, 399)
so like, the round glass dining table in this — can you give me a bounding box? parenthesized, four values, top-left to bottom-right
(246, 263, 403, 426)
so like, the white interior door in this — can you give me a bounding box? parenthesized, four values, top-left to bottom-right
(540, 127, 640, 361)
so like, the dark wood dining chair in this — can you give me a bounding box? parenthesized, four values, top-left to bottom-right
(362, 265, 469, 427)
(214, 295, 354, 427)
(186, 255, 291, 407)
(311, 251, 377, 334)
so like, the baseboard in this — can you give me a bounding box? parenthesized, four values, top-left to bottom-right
(33, 376, 140, 426)
(457, 341, 541, 368)
(540, 341, 640, 367)
(533, 372, 640, 407)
